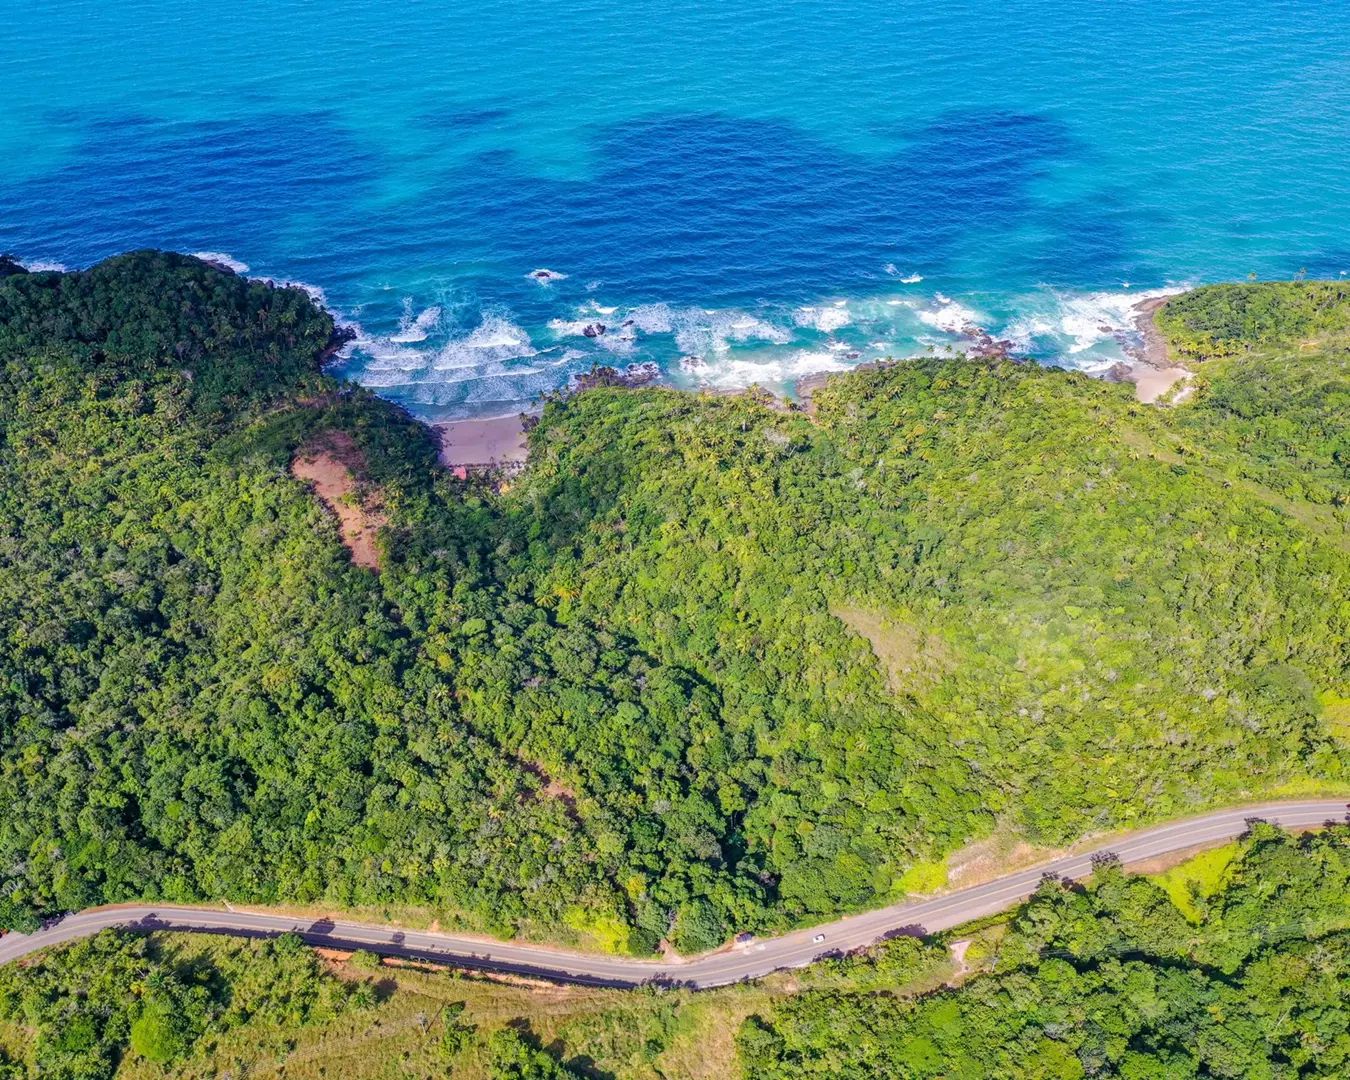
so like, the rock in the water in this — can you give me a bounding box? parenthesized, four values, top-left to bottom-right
(582, 323, 606, 338)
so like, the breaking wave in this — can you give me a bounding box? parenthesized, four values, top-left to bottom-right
(190, 251, 250, 274)
(332, 279, 1196, 419)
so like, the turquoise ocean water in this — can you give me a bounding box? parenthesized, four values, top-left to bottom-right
(4, 0, 1349, 419)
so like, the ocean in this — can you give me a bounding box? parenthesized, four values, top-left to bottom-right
(4, 0, 1349, 420)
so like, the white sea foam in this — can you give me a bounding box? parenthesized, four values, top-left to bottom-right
(18, 258, 68, 273)
(695, 349, 852, 390)
(190, 251, 249, 274)
(794, 304, 852, 333)
(624, 304, 671, 335)
(548, 318, 596, 337)
(1002, 315, 1056, 353)
(1055, 287, 1185, 353)
(456, 315, 532, 353)
(622, 304, 790, 355)
(692, 311, 789, 354)
(349, 313, 538, 391)
(901, 273, 923, 284)
(594, 327, 638, 354)
(342, 321, 430, 381)
(340, 279, 1204, 415)
(390, 302, 443, 343)
(1003, 286, 1186, 357)
(917, 297, 982, 334)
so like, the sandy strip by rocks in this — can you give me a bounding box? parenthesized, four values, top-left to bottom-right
(1127, 295, 1191, 403)
(434, 414, 530, 470)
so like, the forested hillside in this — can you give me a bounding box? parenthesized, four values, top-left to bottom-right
(740, 821, 1350, 1079)
(1, 255, 1347, 954)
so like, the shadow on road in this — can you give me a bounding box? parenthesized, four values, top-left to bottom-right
(123, 914, 641, 988)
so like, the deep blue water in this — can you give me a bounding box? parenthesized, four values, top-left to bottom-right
(4, 0, 1350, 418)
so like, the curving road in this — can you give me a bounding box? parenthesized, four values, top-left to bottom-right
(1, 800, 1345, 988)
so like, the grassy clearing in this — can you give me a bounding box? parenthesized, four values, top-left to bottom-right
(830, 605, 955, 695)
(1116, 417, 1350, 553)
(1147, 843, 1242, 923)
(224, 900, 631, 957)
(895, 860, 950, 894)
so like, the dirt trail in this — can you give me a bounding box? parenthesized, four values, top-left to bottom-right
(292, 432, 387, 570)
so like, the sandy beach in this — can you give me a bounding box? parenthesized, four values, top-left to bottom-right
(434, 414, 530, 471)
(1127, 296, 1192, 404)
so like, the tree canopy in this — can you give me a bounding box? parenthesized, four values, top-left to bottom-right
(0, 256, 1347, 954)
(740, 821, 1350, 1079)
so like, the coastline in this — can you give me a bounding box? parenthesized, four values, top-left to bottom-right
(1126, 295, 1192, 404)
(427, 298, 1192, 472)
(1131, 295, 1173, 368)
(434, 414, 531, 473)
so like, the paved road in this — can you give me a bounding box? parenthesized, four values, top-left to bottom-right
(1, 800, 1344, 988)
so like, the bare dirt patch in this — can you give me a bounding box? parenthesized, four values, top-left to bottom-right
(292, 432, 388, 571)
(518, 759, 581, 820)
(946, 830, 1064, 889)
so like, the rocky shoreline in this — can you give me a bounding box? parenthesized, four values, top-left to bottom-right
(435, 296, 1199, 475)
(1121, 295, 1193, 403)
(793, 293, 1195, 409)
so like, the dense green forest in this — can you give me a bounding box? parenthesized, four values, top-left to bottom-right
(740, 821, 1350, 1079)
(0, 930, 354, 1079)
(1156, 280, 1350, 360)
(0, 254, 1347, 954)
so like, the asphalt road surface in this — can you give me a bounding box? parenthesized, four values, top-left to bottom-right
(1, 800, 1344, 988)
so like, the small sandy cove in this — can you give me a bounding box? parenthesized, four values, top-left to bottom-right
(434, 414, 531, 472)
(1128, 296, 1192, 403)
